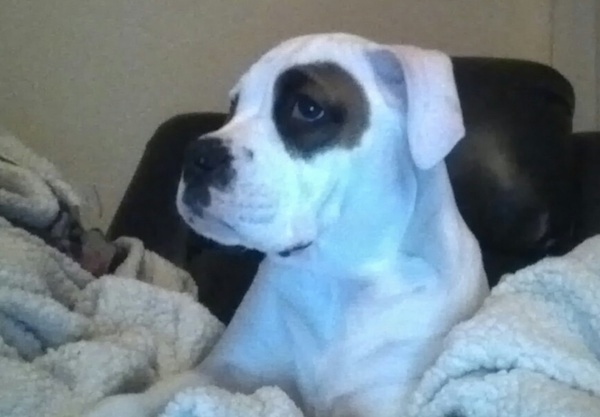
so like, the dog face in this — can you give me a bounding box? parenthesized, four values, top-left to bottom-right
(176, 34, 463, 255)
(177, 35, 378, 255)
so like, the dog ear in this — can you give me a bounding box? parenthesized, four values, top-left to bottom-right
(366, 45, 465, 170)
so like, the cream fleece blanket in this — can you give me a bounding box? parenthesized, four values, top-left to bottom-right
(0, 129, 222, 417)
(408, 235, 600, 417)
(0, 221, 223, 417)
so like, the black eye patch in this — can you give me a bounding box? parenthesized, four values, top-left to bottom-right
(272, 62, 369, 159)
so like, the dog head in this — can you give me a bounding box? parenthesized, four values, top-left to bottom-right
(177, 33, 464, 256)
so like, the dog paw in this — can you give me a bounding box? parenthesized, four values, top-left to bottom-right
(84, 393, 153, 417)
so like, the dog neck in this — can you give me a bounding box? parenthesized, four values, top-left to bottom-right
(266, 128, 475, 294)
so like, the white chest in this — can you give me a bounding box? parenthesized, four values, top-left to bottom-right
(281, 279, 447, 417)
(203, 260, 478, 417)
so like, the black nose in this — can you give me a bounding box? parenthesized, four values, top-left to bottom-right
(183, 137, 233, 189)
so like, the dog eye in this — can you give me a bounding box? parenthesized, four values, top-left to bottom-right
(291, 94, 325, 122)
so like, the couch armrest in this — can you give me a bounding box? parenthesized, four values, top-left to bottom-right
(572, 132, 600, 242)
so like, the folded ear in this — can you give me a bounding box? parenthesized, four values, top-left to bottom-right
(366, 45, 465, 170)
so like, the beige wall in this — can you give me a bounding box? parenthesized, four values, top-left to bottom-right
(552, 0, 598, 132)
(0, 1, 557, 228)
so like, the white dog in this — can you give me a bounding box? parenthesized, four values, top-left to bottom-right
(87, 33, 488, 417)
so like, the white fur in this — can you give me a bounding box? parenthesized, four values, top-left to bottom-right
(87, 33, 488, 417)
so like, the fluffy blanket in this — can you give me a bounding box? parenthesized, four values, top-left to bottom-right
(408, 236, 600, 417)
(3, 127, 600, 417)
(0, 129, 225, 417)
(0, 219, 225, 417)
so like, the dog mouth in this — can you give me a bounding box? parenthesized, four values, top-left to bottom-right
(186, 207, 314, 256)
(204, 211, 314, 256)
(202, 211, 238, 232)
(180, 204, 241, 245)
(179, 185, 316, 254)
(278, 241, 313, 257)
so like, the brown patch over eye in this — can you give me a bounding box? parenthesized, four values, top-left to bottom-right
(272, 62, 369, 159)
